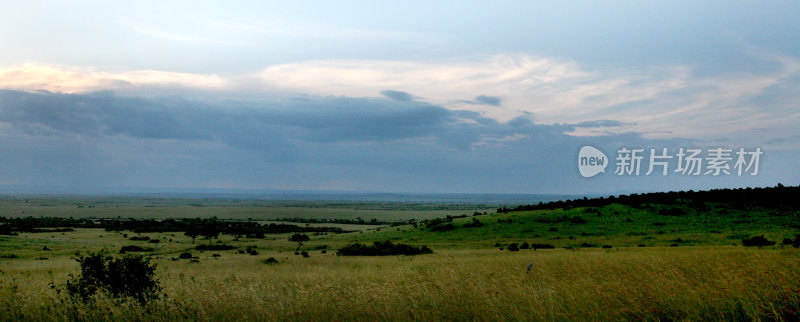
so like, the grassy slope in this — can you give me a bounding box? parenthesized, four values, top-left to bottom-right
(337, 202, 800, 249)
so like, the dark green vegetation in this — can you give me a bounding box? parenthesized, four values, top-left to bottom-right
(0, 217, 346, 236)
(64, 252, 161, 304)
(336, 241, 433, 256)
(2, 185, 799, 253)
(1, 185, 800, 321)
(340, 185, 800, 249)
(498, 184, 800, 213)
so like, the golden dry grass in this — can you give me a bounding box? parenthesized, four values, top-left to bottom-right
(2, 246, 799, 321)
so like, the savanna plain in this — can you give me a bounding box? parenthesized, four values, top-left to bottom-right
(1, 187, 799, 321)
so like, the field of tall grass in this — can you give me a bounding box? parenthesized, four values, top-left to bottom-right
(3, 193, 799, 320)
(2, 246, 799, 321)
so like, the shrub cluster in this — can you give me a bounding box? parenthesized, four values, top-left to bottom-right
(195, 244, 236, 251)
(262, 257, 279, 264)
(336, 241, 432, 256)
(65, 252, 161, 304)
(529, 243, 555, 249)
(462, 218, 484, 228)
(119, 245, 153, 253)
(742, 236, 776, 247)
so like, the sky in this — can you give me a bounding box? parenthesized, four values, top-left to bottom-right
(0, 1, 798, 195)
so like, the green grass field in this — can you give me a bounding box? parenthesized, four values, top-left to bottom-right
(0, 196, 493, 221)
(1, 195, 799, 321)
(339, 202, 800, 249)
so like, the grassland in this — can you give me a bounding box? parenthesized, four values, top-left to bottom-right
(1, 190, 799, 321)
(340, 202, 800, 249)
(0, 196, 493, 221)
(2, 246, 799, 321)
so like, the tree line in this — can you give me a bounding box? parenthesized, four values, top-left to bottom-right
(498, 184, 800, 213)
(0, 217, 345, 236)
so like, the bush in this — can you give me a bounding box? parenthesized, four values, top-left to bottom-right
(337, 241, 433, 256)
(178, 252, 193, 259)
(301, 251, 309, 257)
(262, 257, 279, 264)
(463, 218, 484, 228)
(507, 243, 519, 251)
(519, 242, 529, 250)
(742, 236, 776, 247)
(602, 245, 613, 249)
(530, 243, 555, 250)
(195, 244, 236, 251)
(129, 236, 150, 241)
(65, 252, 161, 304)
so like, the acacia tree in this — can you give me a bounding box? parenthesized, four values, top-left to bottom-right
(184, 229, 199, 244)
(200, 225, 220, 245)
(289, 233, 310, 254)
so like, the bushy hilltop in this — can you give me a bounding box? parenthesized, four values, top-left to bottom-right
(351, 184, 800, 249)
(498, 184, 800, 213)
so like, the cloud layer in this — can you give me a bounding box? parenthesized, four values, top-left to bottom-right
(0, 88, 794, 194)
(4, 52, 799, 147)
(0, 53, 798, 193)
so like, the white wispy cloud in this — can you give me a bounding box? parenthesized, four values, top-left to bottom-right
(256, 53, 800, 141)
(0, 63, 230, 93)
(1, 53, 798, 144)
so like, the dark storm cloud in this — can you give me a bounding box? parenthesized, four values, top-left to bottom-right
(0, 90, 452, 145)
(474, 95, 501, 106)
(2, 89, 788, 194)
(0, 89, 654, 157)
(457, 95, 502, 107)
(380, 90, 413, 101)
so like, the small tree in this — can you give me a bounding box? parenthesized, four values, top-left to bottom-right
(289, 233, 310, 254)
(200, 225, 220, 245)
(184, 229, 199, 244)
